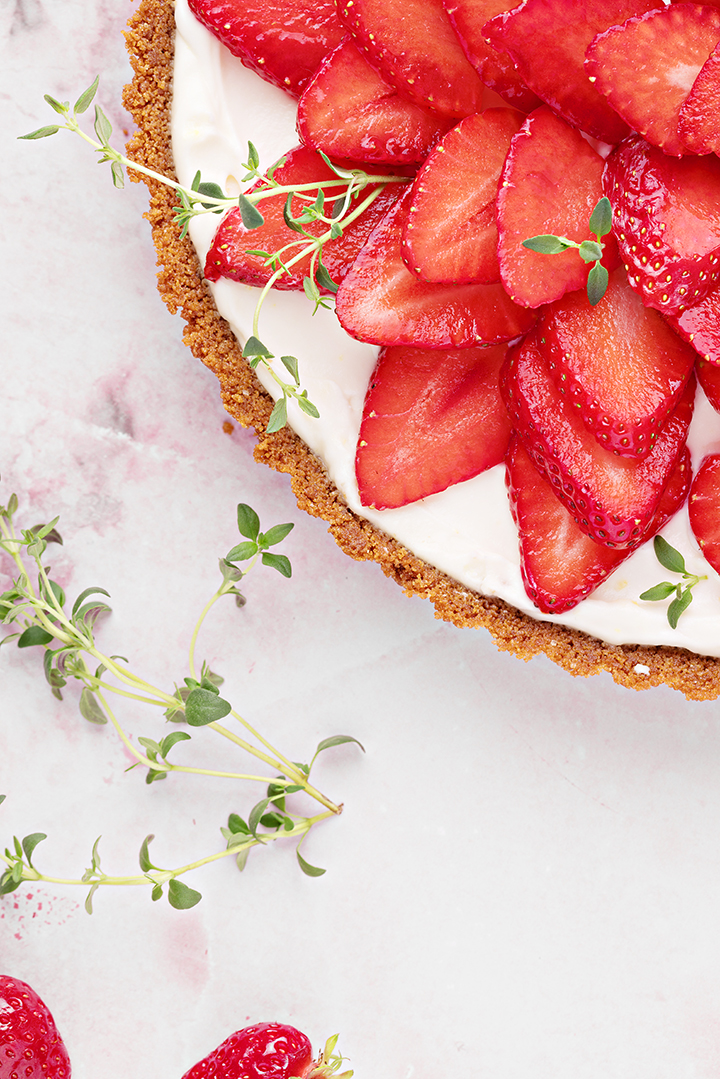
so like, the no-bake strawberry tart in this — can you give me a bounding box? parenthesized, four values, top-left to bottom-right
(124, 0, 720, 699)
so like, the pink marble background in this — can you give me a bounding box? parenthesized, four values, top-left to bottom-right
(3, 1, 720, 1076)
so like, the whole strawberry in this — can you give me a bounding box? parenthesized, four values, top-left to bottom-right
(181, 1023, 352, 1079)
(0, 975, 71, 1079)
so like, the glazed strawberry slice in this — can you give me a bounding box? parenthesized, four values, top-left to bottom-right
(335, 0, 486, 118)
(496, 106, 615, 309)
(500, 330, 696, 548)
(187, 0, 345, 97)
(604, 135, 720, 315)
(586, 4, 720, 157)
(678, 40, 720, 155)
(335, 187, 537, 347)
(402, 108, 523, 284)
(506, 433, 630, 613)
(482, 0, 659, 144)
(204, 145, 408, 289)
(695, 357, 720, 413)
(667, 285, 720, 365)
(356, 342, 512, 508)
(689, 454, 720, 576)
(181, 1022, 312, 1079)
(297, 38, 453, 165)
(506, 435, 692, 613)
(539, 269, 696, 459)
(441, 0, 542, 112)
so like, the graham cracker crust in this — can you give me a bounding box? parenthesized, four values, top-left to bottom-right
(122, 0, 720, 700)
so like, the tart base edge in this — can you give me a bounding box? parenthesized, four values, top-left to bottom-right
(122, 0, 720, 702)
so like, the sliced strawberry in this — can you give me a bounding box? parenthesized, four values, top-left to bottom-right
(604, 135, 720, 315)
(585, 4, 720, 157)
(500, 330, 696, 547)
(506, 434, 629, 613)
(297, 38, 453, 165)
(335, 0, 486, 118)
(204, 145, 408, 289)
(335, 187, 537, 347)
(402, 108, 523, 284)
(441, 0, 543, 112)
(356, 343, 512, 507)
(678, 40, 720, 155)
(187, 0, 345, 97)
(689, 454, 720, 575)
(647, 446, 693, 538)
(496, 106, 615, 309)
(696, 357, 720, 413)
(506, 435, 692, 613)
(482, 0, 659, 144)
(667, 285, 720, 364)
(539, 269, 696, 459)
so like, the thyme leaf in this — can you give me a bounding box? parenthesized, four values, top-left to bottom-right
(523, 196, 613, 305)
(639, 536, 707, 628)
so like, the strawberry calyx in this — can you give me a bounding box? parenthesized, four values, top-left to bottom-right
(303, 1034, 354, 1079)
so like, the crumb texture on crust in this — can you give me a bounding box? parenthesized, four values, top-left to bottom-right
(123, 0, 720, 701)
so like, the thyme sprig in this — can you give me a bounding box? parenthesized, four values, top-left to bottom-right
(523, 196, 613, 305)
(639, 536, 707, 628)
(0, 808, 334, 913)
(238, 148, 403, 431)
(20, 78, 410, 433)
(0, 492, 363, 910)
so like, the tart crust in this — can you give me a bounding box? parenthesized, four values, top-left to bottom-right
(123, 0, 720, 700)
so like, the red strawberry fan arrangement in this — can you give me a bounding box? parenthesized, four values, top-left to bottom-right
(188, 0, 720, 621)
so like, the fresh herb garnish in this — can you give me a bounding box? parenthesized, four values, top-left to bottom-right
(20, 79, 409, 433)
(522, 195, 613, 306)
(639, 535, 707, 628)
(0, 491, 363, 910)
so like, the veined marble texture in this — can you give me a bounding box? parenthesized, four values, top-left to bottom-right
(3, 3, 720, 1077)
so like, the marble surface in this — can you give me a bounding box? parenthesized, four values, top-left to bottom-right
(3, 2, 720, 1077)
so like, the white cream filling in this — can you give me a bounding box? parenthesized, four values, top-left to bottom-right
(171, 0, 720, 657)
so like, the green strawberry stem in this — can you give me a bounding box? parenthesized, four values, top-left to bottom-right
(307, 1034, 354, 1079)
